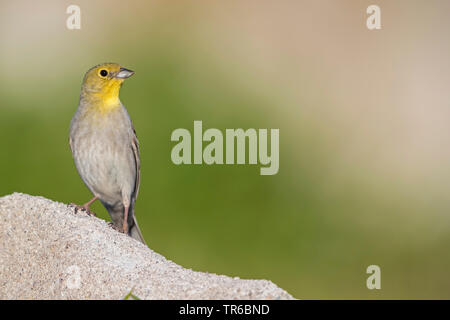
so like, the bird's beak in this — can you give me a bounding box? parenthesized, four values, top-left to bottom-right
(115, 67, 134, 79)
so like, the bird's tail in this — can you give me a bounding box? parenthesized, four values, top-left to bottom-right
(103, 201, 147, 246)
(129, 215, 146, 246)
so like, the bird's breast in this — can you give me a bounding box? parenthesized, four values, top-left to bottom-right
(70, 106, 136, 205)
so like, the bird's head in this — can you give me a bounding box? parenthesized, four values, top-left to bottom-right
(81, 63, 134, 108)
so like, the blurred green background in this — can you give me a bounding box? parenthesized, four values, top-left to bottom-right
(1, 0, 450, 299)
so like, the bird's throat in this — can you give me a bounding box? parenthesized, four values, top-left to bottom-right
(86, 81, 123, 113)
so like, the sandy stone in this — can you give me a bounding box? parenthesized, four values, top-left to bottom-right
(0, 193, 294, 300)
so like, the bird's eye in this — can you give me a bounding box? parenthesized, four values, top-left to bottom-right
(99, 69, 108, 77)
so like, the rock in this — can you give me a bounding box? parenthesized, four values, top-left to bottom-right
(0, 193, 294, 300)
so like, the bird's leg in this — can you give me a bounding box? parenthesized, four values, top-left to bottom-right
(123, 205, 129, 234)
(70, 196, 99, 216)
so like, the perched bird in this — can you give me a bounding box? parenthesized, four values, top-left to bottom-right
(69, 63, 146, 245)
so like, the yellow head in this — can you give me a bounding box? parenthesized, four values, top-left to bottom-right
(80, 63, 134, 112)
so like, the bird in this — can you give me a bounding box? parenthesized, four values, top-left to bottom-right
(69, 63, 146, 245)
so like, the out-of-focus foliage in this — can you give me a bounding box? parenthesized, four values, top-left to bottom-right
(1, 0, 450, 298)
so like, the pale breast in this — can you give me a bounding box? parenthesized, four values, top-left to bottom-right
(70, 106, 137, 206)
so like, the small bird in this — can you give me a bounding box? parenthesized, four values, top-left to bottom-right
(69, 63, 146, 245)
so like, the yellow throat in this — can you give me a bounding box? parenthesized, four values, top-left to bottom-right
(92, 80, 123, 112)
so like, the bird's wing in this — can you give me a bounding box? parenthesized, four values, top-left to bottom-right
(131, 127, 141, 200)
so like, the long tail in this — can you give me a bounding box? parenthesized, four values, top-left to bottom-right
(129, 215, 146, 245)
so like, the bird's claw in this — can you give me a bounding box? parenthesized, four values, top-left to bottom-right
(69, 203, 96, 216)
(108, 222, 126, 233)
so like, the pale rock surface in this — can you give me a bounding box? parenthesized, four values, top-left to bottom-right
(0, 193, 294, 300)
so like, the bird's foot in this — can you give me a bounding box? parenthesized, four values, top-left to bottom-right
(69, 203, 96, 216)
(108, 222, 126, 233)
